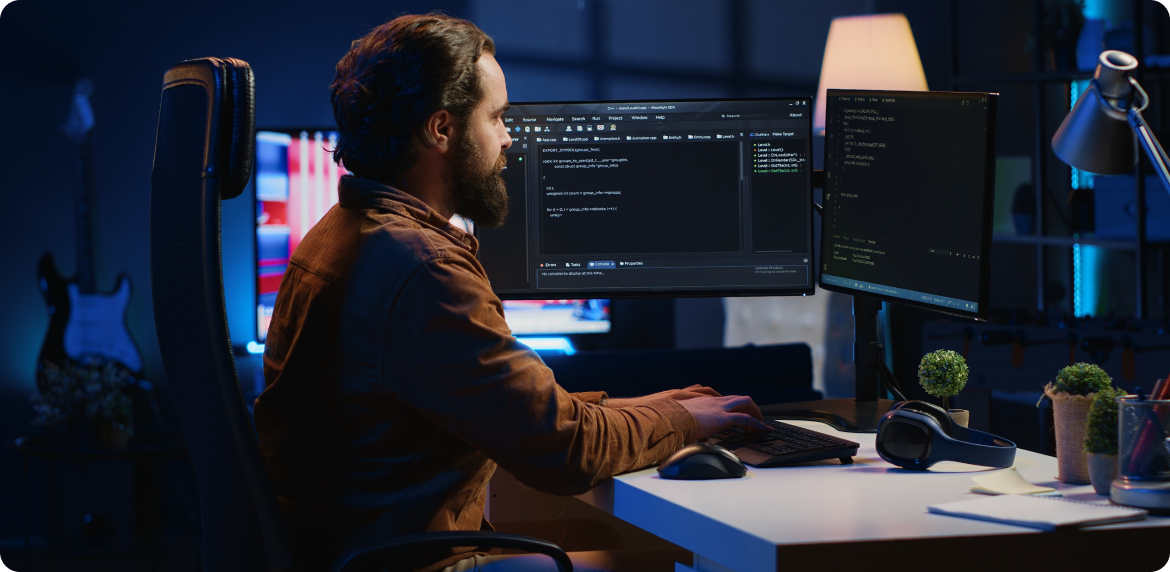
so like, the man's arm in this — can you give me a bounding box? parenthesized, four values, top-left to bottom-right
(385, 255, 706, 495)
(605, 384, 723, 408)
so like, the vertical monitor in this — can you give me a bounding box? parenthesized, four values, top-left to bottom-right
(477, 97, 815, 299)
(252, 129, 610, 342)
(818, 90, 998, 320)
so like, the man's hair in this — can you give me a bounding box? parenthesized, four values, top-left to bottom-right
(330, 14, 496, 183)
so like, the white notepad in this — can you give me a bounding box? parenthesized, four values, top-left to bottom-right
(928, 494, 1148, 531)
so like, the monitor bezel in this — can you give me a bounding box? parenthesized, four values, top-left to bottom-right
(486, 95, 817, 301)
(816, 89, 998, 321)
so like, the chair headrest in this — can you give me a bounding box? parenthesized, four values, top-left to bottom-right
(159, 57, 255, 200)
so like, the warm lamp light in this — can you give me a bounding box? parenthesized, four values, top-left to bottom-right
(813, 13, 928, 135)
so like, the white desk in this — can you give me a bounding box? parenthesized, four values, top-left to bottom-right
(573, 420, 1170, 572)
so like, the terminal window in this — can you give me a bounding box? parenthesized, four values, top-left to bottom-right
(477, 98, 814, 298)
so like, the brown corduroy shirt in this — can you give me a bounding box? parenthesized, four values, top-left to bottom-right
(254, 176, 695, 572)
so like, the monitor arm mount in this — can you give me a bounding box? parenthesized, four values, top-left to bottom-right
(759, 170, 904, 432)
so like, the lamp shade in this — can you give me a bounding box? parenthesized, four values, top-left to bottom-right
(813, 13, 928, 134)
(1051, 51, 1140, 175)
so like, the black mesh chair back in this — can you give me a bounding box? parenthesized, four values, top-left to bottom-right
(149, 57, 293, 572)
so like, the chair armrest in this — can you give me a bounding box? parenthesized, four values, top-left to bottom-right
(330, 530, 572, 572)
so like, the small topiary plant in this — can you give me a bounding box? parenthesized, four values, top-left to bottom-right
(1085, 386, 1124, 455)
(1053, 363, 1113, 396)
(918, 349, 969, 411)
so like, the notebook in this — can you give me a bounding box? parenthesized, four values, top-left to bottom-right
(928, 494, 1148, 531)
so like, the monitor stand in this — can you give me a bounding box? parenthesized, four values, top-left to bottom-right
(759, 295, 895, 433)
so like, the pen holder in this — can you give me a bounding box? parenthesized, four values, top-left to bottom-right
(1117, 397, 1170, 479)
(1111, 397, 1170, 513)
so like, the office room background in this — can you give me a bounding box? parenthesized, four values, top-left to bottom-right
(2, 0, 1169, 568)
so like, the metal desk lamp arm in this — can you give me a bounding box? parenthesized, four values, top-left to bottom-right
(1121, 77, 1170, 196)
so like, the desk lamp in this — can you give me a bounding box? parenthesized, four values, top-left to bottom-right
(1051, 50, 1170, 194)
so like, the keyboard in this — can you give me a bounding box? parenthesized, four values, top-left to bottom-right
(702, 419, 860, 468)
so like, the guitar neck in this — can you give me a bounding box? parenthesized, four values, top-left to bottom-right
(75, 137, 96, 294)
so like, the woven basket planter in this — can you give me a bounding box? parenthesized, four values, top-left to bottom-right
(1045, 383, 1095, 484)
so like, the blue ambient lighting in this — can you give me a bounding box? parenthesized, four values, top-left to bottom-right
(1069, 80, 1099, 318)
(1073, 240, 1082, 317)
(1082, 245, 1102, 318)
(246, 341, 266, 355)
(517, 337, 576, 355)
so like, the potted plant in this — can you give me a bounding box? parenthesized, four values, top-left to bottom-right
(1085, 386, 1124, 495)
(1042, 362, 1113, 484)
(32, 358, 135, 449)
(918, 349, 970, 427)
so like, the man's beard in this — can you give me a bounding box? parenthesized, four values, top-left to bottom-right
(446, 133, 509, 229)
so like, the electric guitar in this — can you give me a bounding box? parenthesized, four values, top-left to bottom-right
(36, 79, 143, 377)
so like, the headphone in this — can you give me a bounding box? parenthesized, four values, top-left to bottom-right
(876, 400, 1017, 470)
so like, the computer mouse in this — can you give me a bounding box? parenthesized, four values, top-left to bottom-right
(657, 442, 747, 480)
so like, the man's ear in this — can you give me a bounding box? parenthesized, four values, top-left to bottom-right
(423, 108, 456, 153)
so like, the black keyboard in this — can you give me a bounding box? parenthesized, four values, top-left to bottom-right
(703, 419, 859, 468)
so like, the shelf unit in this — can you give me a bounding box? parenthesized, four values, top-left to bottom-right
(948, 0, 1165, 320)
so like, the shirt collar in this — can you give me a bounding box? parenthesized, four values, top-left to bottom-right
(337, 175, 479, 253)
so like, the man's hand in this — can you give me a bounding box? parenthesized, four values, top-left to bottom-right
(605, 384, 721, 408)
(677, 395, 771, 439)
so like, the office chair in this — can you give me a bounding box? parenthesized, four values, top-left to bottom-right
(149, 57, 572, 572)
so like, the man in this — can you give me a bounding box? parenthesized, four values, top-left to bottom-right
(255, 13, 769, 572)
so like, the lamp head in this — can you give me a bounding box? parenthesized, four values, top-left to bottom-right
(1051, 51, 1141, 175)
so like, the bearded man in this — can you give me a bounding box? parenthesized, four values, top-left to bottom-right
(254, 13, 767, 572)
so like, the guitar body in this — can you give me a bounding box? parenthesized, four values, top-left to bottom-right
(65, 275, 142, 375)
(36, 252, 72, 376)
(37, 252, 144, 377)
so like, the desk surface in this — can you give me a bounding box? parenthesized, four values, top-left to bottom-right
(574, 420, 1170, 572)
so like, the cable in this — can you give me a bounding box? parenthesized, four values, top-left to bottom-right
(875, 347, 907, 402)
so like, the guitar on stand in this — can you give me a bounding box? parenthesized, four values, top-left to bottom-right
(36, 78, 144, 378)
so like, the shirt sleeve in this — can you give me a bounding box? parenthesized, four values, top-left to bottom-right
(569, 391, 607, 405)
(384, 253, 695, 496)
